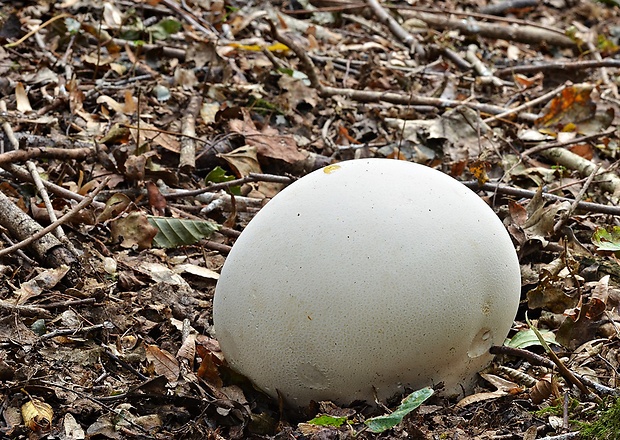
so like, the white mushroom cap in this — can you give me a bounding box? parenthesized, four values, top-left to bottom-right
(213, 159, 521, 407)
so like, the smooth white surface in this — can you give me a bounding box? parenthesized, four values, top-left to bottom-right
(213, 159, 521, 407)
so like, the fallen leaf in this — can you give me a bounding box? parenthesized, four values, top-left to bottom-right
(145, 344, 180, 382)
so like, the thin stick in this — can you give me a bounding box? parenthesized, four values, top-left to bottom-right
(483, 83, 567, 124)
(464, 180, 620, 216)
(365, 0, 420, 53)
(1, 163, 106, 210)
(554, 164, 600, 234)
(163, 173, 295, 200)
(521, 129, 615, 158)
(0, 178, 109, 258)
(40, 322, 109, 340)
(4, 13, 71, 48)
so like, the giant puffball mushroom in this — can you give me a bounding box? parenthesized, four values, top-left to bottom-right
(213, 158, 521, 407)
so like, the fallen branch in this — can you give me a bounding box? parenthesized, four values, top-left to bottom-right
(163, 173, 295, 200)
(268, 21, 521, 117)
(365, 0, 422, 55)
(40, 322, 110, 341)
(490, 345, 620, 397)
(0, 147, 95, 165)
(1, 163, 106, 210)
(179, 95, 202, 173)
(392, 4, 568, 38)
(0, 300, 52, 318)
(0, 178, 109, 260)
(540, 148, 620, 196)
(521, 129, 615, 158)
(398, 9, 576, 48)
(496, 59, 620, 78)
(465, 181, 620, 216)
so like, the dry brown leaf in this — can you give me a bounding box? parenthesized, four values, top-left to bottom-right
(129, 121, 181, 153)
(145, 344, 180, 382)
(14, 265, 70, 305)
(15, 82, 32, 113)
(146, 181, 167, 215)
(457, 373, 520, 407)
(176, 333, 196, 365)
(219, 145, 262, 177)
(110, 212, 158, 249)
(229, 110, 306, 164)
(196, 341, 224, 388)
(536, 84, 596, 129)
(586, 275, 610, 319)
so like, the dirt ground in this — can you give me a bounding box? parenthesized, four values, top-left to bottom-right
(2, 0, 620, 438)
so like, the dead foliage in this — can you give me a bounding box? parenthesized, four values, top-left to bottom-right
(1, 0, 620, 438)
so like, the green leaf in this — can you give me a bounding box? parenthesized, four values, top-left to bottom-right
(306, 414, 348, 428)
(595, 0, 620, 7)
(505, 328, 558, 349)
(147, 18, 182, 40)
(147, 216, 219, 249)
(206, 166, 235, 184)
(592, 226, 620, 252)
(276, 67, 311, 86)
(205, 166, 240, 195)
(364, 387, 434, 433)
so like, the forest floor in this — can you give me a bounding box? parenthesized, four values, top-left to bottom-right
(2, 0, 620, 438)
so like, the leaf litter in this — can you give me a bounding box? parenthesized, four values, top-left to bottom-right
(1, 0, 620, 438)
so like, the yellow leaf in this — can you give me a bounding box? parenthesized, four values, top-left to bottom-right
(21, 399, 53, 432)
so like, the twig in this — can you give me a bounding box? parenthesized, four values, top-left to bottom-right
(496, 59, 620, 78)
(521, 129, 615, 158)
(0, 101, 19, 150)
(464, 180, 620, 216)
(483, 83, 568, 124)
(203, 240, 232, 254)
(490, 345, 620, 396)
(179, 95, 202, 173)
(40, 322, 110, 341)
(163, 173, 295, 200)
(480, 0, 539, 16)
(1, 163, 106, 210)
(0, 147, 95, 165)
(37, 298, 97, 309)
(441, 47, 472, 71)
(268, 20, 323, 90)
(365, 0, 421, 55)
(104, 349, 149, 381)
(585, 40, 618, 99)
(4, 13, 71, 48)
(120, 123, 210, 146)
(466, 44, 503, 86)
(25, 159, 79, 256)
(0, 178, 109, 258)
(553, 164, 600, 234)
(0, 232, 35, 264)
(284, 2, 366, 14)
(396, 6, 577, 47)
(38, 380, 155, 437)
(0, 300, 52, 318)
